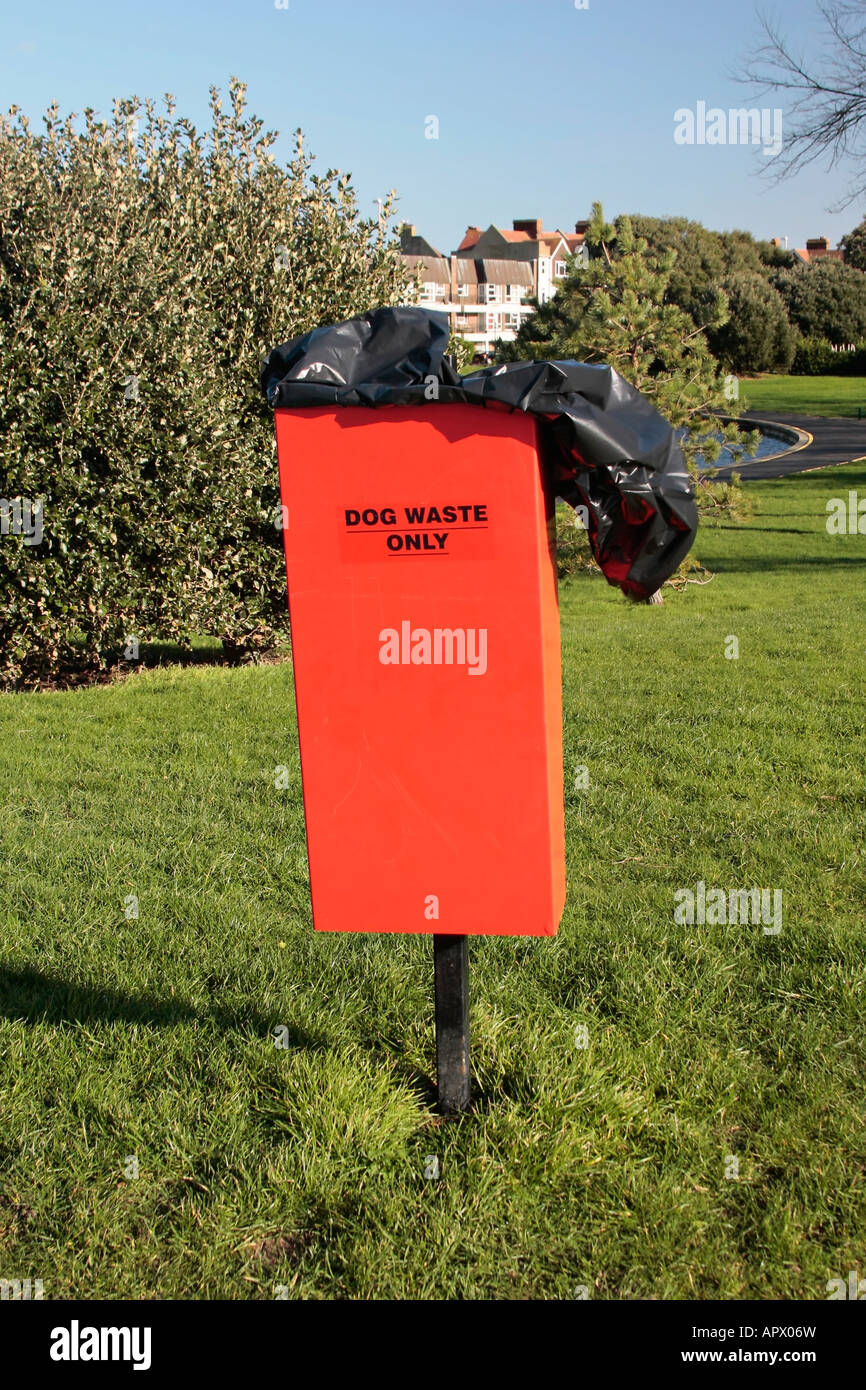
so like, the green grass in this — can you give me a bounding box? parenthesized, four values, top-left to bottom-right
(1, 463, 865, 1300)
(741, 374, 866, 417)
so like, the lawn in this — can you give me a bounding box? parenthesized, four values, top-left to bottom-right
(1, 462, 864, 1300)
(740, 374, 866, 417)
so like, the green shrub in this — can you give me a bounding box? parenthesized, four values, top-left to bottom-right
(498, 204, 758, 496)
(791, 337, 866, 375)
(0, 80, 411, 689)
(773, 260, 866, 343)
(708, 271, 796, 374)
(554, 505, 600, 581)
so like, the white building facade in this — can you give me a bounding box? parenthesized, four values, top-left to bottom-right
(400, 218, 590, 357)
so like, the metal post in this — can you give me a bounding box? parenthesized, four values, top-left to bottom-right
(433, 934, 471, 1113)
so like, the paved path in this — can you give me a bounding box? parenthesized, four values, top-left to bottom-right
(711, 411, 866, 480)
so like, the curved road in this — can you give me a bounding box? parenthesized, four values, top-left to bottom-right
(712, 411, 866, 481)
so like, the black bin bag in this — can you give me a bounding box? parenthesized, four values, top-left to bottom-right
(261, 306, 698, 599)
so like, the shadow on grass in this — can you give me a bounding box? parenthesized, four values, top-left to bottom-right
(385, 1055, 439, 1112)
(0, 965, 324, 1046)
(738, 526, 825, 536)
(374, 1040, 539, 1116)
(709, 554, 866, 573)
(136, 639, 291, 672)
(140, 639, 232, 669)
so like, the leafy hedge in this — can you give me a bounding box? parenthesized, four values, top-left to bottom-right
(773, 260, 866, 345)
(0, 80, 411, 689)
(791, 337, 866, 375)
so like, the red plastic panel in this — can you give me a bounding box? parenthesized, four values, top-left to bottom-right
(274, 404, 565, 935)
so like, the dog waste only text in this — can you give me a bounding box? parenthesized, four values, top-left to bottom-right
(343, 503, 488, 555)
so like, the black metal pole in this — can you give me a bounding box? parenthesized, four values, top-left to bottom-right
(433, 934, 471, 1113)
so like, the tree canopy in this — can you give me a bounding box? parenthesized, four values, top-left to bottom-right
(499, 202, 757, 484)
(0, 79, 409, 688)
(620, 215, 797, 371)
(842, 212, 866, 269)
(772, 258, 866, 341)
(711, 271, 797, 373)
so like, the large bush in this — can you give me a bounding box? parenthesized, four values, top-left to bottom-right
(709, 271, 796, 374)
(772, 260, 866, 343)
(0, 80, 410, 688)
(624, 215, 796, 324)
(791, 337, 866, 374)
(841, 215, 866, 272)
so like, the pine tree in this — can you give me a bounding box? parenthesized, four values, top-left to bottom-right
(499, 203, 756, 601)
(501, 202, 756, 481)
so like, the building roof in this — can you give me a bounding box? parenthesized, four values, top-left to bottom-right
(455, 222, 586, 260)
(454, 258, 479, 284)
(400, 219, 585, 291)
(477, 258, 534, 284)
(453, 225, 533, 257)
(399, 224, 443, 259)
(793, 246, 844, 265)
(401, 254, 450, 284)
(457, 226, 482, 252)
(401, 254, 535, 288)
(793, 235, 845, 266)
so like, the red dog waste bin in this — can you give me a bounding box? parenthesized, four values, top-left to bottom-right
(273, 402, 566, 937)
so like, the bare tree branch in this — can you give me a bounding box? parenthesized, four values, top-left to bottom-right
(738, 1, 866, 208)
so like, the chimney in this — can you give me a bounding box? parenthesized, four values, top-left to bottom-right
(513, 218, 541, 239)
(457, 226, 482, 253)
(806, 236, 830, 251)
(574, 219, 590, 236)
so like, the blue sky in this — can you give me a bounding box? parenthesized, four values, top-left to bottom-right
(2, 0, 860, 254)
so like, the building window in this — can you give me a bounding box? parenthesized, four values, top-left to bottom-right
(554, 260, 567, 277)
(457, 284, 468, 298)
(485, 284, 501, 302)
(505, 313, 521, 330)
(487, 314, 500, 333)
(420, 284, 435, 302)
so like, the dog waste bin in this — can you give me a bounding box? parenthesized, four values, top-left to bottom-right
(262, 307, 697, 1107)
(270, 398, 565, 938)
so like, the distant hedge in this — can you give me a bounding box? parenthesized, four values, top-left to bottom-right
(791, 338, 866, 375)
(0, 80, 410, 689)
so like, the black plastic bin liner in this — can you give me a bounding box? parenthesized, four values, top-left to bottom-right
(261, 307, 697, 599)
